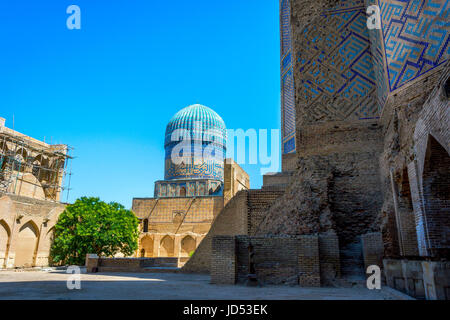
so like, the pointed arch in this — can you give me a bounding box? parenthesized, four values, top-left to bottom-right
(0, 140, 8, 172)
(15, 220, 40, 268)
(160, 235, 174, 257)
(13, 148, 28, 172)
(422, 135, 450, 258)
(140, 236, 153, 258)
(0, 219, 11, 268)
(32, 155, 50, 182)
(181, 235, 196, 257)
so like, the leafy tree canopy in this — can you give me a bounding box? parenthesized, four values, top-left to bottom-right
(50, 197, 139, 265)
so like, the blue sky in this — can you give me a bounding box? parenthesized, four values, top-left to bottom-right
(0, 1, 281, 208)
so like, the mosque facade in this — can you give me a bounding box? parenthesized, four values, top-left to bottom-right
(132, 104, 249, 260)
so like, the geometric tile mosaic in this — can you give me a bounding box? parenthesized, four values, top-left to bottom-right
(295, 0, 380, 122)
(281, 0, 297, 154)
(378, 0, 449, 92)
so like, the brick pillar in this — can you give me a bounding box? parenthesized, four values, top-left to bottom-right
(174, 235, 182, 258)
(153, 234, 161, 257)
(211, 236, 237, 284)
(408, 161, 428, 256)
(298, 235, 320, 287)
(319, 233, 341, 283)
(361, 232, 384, 271)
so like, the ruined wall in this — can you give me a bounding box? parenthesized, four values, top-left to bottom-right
(259, 1, 448, 276)
(211, 236, 237, 284)
(210, 235, 321, 286)
(257, 122, 384, 262)
(0, 193, 66, 268)
(260, 0, 383, 236)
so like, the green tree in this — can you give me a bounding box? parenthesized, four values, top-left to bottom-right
(50, 197, 139, 265)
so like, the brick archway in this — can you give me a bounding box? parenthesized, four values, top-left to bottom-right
(160, 235, 174, 257)
(140, 236, 153, 258)
(15, 220, 39, 268)
(0, 220, 11, 268)
(422, 135, 450, 258)
(181, 235, 196, 257)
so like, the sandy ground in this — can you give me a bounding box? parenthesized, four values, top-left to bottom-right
(0, 270, 408, 300)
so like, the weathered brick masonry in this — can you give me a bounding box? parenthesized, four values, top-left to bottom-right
(182, 189, 284, 273)
(186, 1, 449, 293)
(211, 235, 322, 286)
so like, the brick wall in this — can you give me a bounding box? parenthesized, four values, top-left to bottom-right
(0, 193, 66, 268)
(85, 255, 181, 273)
(247, 190, 285, 235)
(211, 236, 237, 284)
(361, 232, 384, 271)
(319, 233, 341, 283)
(233, 235, 320, 286)
(182, 189, 283, 274)
(132, 196, 223, 258)
(282, 153, 297, 172)
(297, 235, 321, 287)
(223, 159, 250, 206)
(182, 191, 248, 273)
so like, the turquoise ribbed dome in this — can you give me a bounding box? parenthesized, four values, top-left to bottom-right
(165, 104, 227, 147)
(164, 104, 227, 181)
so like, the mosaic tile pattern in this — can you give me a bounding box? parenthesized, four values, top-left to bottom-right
(155, 179, 223, 198)
(281, 0, 297, 154)
(164, 159, 224, 181)
(378, 0, 449, 92)
(295, 1, 379, 122)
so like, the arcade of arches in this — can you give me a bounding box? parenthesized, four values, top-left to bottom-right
(0, 194, 65, 268)
(139, 234, 200, 258)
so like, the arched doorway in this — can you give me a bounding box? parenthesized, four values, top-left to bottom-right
(0, 220, 11, 268)
(15, 221, 39, 268)
(422, 135, 450, 258)
(160, 236, 174, 257)
(141, 236, 153, 257)
(180, 187, 186, 197)
(181, 236, 196, 257)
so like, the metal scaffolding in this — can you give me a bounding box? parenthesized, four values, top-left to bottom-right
(0, 129, 73, 203)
